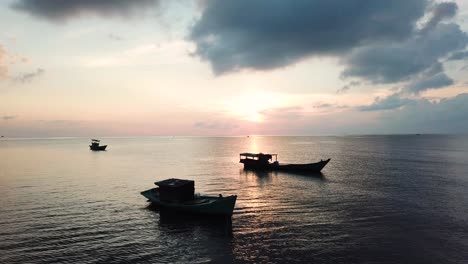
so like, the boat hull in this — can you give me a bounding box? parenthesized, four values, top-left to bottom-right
(141, 188, 237, 216)
(89, 145, 107, 151)
(241, 158, 330, 173)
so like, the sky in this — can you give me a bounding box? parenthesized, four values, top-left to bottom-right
(1, 0, 468, 137)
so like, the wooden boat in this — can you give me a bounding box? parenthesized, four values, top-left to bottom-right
(240, 153, 330, 173)
(141, 178, 237, 216)
(89, 139, 107, 151)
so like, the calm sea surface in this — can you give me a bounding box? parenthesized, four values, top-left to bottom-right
(1, 135, 468, 263)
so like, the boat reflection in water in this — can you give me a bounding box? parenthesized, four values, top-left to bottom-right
(240, 168, 278, 178)
(147, 205, 234, 236)
(241, 167, 325, 179)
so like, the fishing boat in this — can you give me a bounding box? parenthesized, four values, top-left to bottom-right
(141, 178, 237, 216)
(240, 153, 330, 173)
(89, 139, 107, 151)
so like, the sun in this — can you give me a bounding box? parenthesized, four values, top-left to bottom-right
(225, 92, 279, 122)
(243, 111, 264, 122)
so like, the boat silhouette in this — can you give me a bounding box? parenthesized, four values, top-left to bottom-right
(141, 178, 237, 216)
(240, 153, 330, 173)
(89, 139, 107, 151)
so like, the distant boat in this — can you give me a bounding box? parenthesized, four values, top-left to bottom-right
(89, 139, 107, 151)
(141, 178, 237, 216)
(240, 153, 330, 173)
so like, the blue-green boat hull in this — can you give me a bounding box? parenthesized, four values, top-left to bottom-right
(141, 188, 236, 216)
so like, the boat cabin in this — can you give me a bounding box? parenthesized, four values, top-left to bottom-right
(155, 178, 194, 202)
(240, 153, 278, 165)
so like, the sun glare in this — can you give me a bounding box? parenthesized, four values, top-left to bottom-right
(245, 112, 264, 122)
(225, 93, 280, 122)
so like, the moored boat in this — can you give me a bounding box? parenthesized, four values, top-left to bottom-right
(240, 153, 330, 173)
(89, 139, 107, 151)
(141, 178, 237, 216)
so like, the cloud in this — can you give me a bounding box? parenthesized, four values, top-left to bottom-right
(37, 119, 81, 125)
(259, 106, 305, 120)
(313, 103, 348, 110)
(421, 1, 458, 33)
(359, 93, 415, 111)
(11, 0, 160, 21)
(405, 72, 453, 94)
(376, 93, 468, 133)
(2, 115, 17, 120)
(14, 68, 44, 83)
(190, 0, 467, 107)
(448, 50, 468, 60)
(343, 92, 468, 134)
(194, 120, 239, 130)
(0, 44, 9, 80)
(1, 43, 34, 82)
(190, 0, 427, 74)
(313, 103, 332, 109)
(337, 81, 360, 94)
(342, 22, 467, 83)
(340, 2, 466, 88)
(259, 105, 348, 122)
(108, 33, 124, 41)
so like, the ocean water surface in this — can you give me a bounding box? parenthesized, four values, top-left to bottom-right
(1, 135, 467, 263)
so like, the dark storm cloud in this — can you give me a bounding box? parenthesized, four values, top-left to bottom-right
(392, 62, 455, 95)
(338, 2, 465, 85)
(11, 0, 160, 21)
(14, 68, 44, 83)
(342, 23, 467, 83)
(405, 72, 454, 94)
(448, 50, 468, 60)
(421, 1, 458, 33)
(190, 0, 467, 100)
(190, 0, 427, 74)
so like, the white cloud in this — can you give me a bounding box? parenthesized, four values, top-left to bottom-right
(81, 41, 195, 68)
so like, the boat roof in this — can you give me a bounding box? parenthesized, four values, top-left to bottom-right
(91, 139, 100, 142)
(240, 153, 277, 157)
(155, 178, 194, 188)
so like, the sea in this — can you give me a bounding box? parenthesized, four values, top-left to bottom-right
(1, 135, 467, 263)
